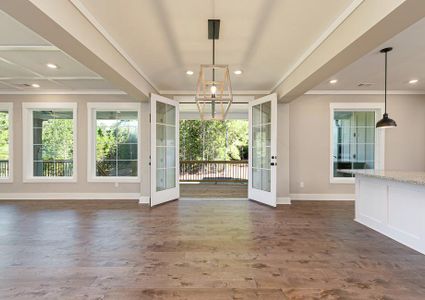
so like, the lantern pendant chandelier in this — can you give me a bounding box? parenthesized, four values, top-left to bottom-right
(195, 19, 233, 120)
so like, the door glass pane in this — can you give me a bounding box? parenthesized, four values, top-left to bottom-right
(166, 126, 176, 146)
(165, 105, 176, 125)
(251, 102, 272, 192)
(252, 168, 262, 190)
(156, 147, 166, 169)
(156, 169, 166, 191)
(156, 102, 166, 124)
(156, 124, 166, 146)
(166, 168, 176, 189)
(261, 169, 271, 192)
(156, 102, 177, 192)
(261, 102, 271, 124)
(252, 104, 261, 126)
(166, 147, 176, 168)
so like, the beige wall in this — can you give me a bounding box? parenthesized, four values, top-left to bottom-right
(287, 94, 425, 195)
(1, 93, 424, 200)
(0, 94, 150, 198)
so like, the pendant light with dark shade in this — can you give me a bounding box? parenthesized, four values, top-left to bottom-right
(376, 47, 397, 128)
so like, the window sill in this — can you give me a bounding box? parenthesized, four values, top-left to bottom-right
(0, 178, 13, 183)
(23, 177, 77, 183)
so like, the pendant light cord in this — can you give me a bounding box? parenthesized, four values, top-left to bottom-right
(384, 50, 387, 114)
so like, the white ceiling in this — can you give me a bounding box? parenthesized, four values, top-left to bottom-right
(0, 10, 119, 93)
(76, 0, 355, 92)
(315, 17, 425, 92)
(1, 1, 425, 96)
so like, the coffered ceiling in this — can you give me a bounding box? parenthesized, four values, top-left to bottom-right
(0, 10, 118, 93)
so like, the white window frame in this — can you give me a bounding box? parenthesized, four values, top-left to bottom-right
(330, 103, 385, 184)
(0, 103, 13, 183)
(87, 102, 141, 183)
(22, 102, 78, 183)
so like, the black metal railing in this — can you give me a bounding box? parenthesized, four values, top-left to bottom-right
(33, 160, 74, 177)
(180, 160, 248, 182)
(0, 160, 8, 178)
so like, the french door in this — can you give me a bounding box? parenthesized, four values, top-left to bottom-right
(150, 94, 180, 206)
(248, 94, 277, 207)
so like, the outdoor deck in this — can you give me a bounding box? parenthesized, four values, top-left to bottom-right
(180, 183, 248, 199)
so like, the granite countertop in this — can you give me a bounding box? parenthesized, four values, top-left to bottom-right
(339, 170, 425, 186)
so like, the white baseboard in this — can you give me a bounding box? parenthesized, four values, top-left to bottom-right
(0, 193, 141, 200)
(277, 197, 291, 204)
(290, 193, 355, 201)
(139, 196, 150, 204)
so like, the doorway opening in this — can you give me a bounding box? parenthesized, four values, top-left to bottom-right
(179, 119, 248, 199)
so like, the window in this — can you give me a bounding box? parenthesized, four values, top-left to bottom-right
(0, 103, 12, 182)
(330, 103, 385, 183)
(88, 103, 140, 182)
(22, 103, 77, 182)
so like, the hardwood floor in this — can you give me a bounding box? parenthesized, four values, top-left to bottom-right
(1, 200, 425, 299)
(180, 183, 248, 198)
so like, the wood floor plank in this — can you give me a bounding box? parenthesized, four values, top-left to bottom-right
(0, 200, 425, 299)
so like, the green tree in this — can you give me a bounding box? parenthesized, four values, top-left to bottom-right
(41, 119, 74, 160)
(179, 119, 248, 161)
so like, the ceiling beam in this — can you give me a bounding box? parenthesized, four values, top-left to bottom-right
(273, 0, 425, 102)
(0, 0, 157, 101)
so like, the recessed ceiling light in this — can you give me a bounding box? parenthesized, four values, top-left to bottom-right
(234, 70, 243, 75)
(186, 70, 194, 75)
(329, 79, 338, 84)
(409, 79, 419, 84)
(31, 83, 40, 88)
(46, 63, 58, 69)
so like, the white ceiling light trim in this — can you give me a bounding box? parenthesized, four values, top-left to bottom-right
(271, 0, 365, 92)
(409, 79, 419, 84)
(69, 0, 159, 93)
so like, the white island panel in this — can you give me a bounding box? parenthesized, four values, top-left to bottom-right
(355, 174, 425, 255)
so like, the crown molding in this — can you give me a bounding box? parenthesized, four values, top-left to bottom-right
(306, 89, 425, 95)
(159, 90, 270, 95)
(69, 0, 159, 93)
(0, 89, 126, 95)
(272, 0, 364, 92)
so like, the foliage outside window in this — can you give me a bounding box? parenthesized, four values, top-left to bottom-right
(33, 110, 74, 177)
(332, 110, 376, 179)
(179, 120, 248, 161)
(96, 111, 138, 177)
(0, 110, 9, 178)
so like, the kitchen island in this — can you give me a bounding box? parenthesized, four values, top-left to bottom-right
(345, 170, 425, 255)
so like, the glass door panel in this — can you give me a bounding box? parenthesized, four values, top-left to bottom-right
(151, 94, 179, 206)
(248, 94, 277, 207)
